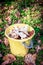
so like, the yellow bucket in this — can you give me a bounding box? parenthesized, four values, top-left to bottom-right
(5, 24, 35, 57)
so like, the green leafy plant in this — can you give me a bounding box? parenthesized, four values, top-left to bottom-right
(20, 7, 42, 27)
(18, 0, 35, 9)
(36, 50, 43, 65)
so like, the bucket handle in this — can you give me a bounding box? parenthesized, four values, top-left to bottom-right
(22, 40, 33, 48)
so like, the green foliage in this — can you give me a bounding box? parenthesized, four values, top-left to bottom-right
(29, 48, 36, 54)
(9, 9, 19, 24)
(18, 0, 35, 8)
(20, 8, 30, 16)
(36, 50, 43, 65)
(20, 7, 41, 26)
(0, 20, 7, 38)
(34, 27, 40, 35)
(13, 56, 24, 65)
(38, 50, 43, 61)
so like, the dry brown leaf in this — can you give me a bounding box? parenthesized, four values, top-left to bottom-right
(0, 39, 3, 43)
(40, 61, 43, 65)
(10, 5, 14, 9)
(3, 6, 8, 10)
(41, 44, 43, 50)
(24, 63, 34, 65)
(35, 45, 41, 53)
(9, 5, 14, 10)
(2, 54, 16, 65)
(38, 33, 40, 36)
(4, 37, 9, 46)
(5, 16, 11, 24)
(7, 10, 11, 15)
(32, 53, 37, 61)
(24, 53, 37, 65)
(1, 59, 10, 65)
(15, 11, 20, 18)
(4, 24, 9, 29)
(0, 19, 2, 24)
(14, 20, 21, 24)
(0, 53, 2, 57)
(17, 20, 21, 23)
(37, 40, 41, 44)
(0, 28, 2, 32)
(3, 54, 16, 61)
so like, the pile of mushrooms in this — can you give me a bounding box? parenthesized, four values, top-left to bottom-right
(8, 25, 34, 39)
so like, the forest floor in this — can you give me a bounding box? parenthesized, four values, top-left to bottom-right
(0, 2, 43, 65)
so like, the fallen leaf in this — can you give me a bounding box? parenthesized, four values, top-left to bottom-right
(24, 53, 36, 65)
(23, 8, 29, 12)
(7, 10, 11, 15)
(9, 5, 14, 10)
(40, 61, 43, 65)
(14, 20, 21, 24)
(35, 45, 41, 53)
(15, 11, 20, 18)
(4, 24, 9, 29)
(2, 54, 16, 65)
(32, 53, 37, 61)
(37, 40, 41, 44)
(1, 59, 10, 65)
(3, 6, 8, 10)
(24, 63, 34, 65)
(5, 16, 11, 24)
(17, 20, 21, 23)
(0, 19, 2, 24)
(10, 5, 14, 9)
(41, 44, 43, 50)
(38, 33, 40, 37)
(0, 39, 2, 43)
(0, 53, 2, 57)
(3, 54, 16, 61)
(4, 37, 9, 46)
(0, 28, 2, 32)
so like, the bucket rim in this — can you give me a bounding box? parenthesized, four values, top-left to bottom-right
(5, 24, 35, 42)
